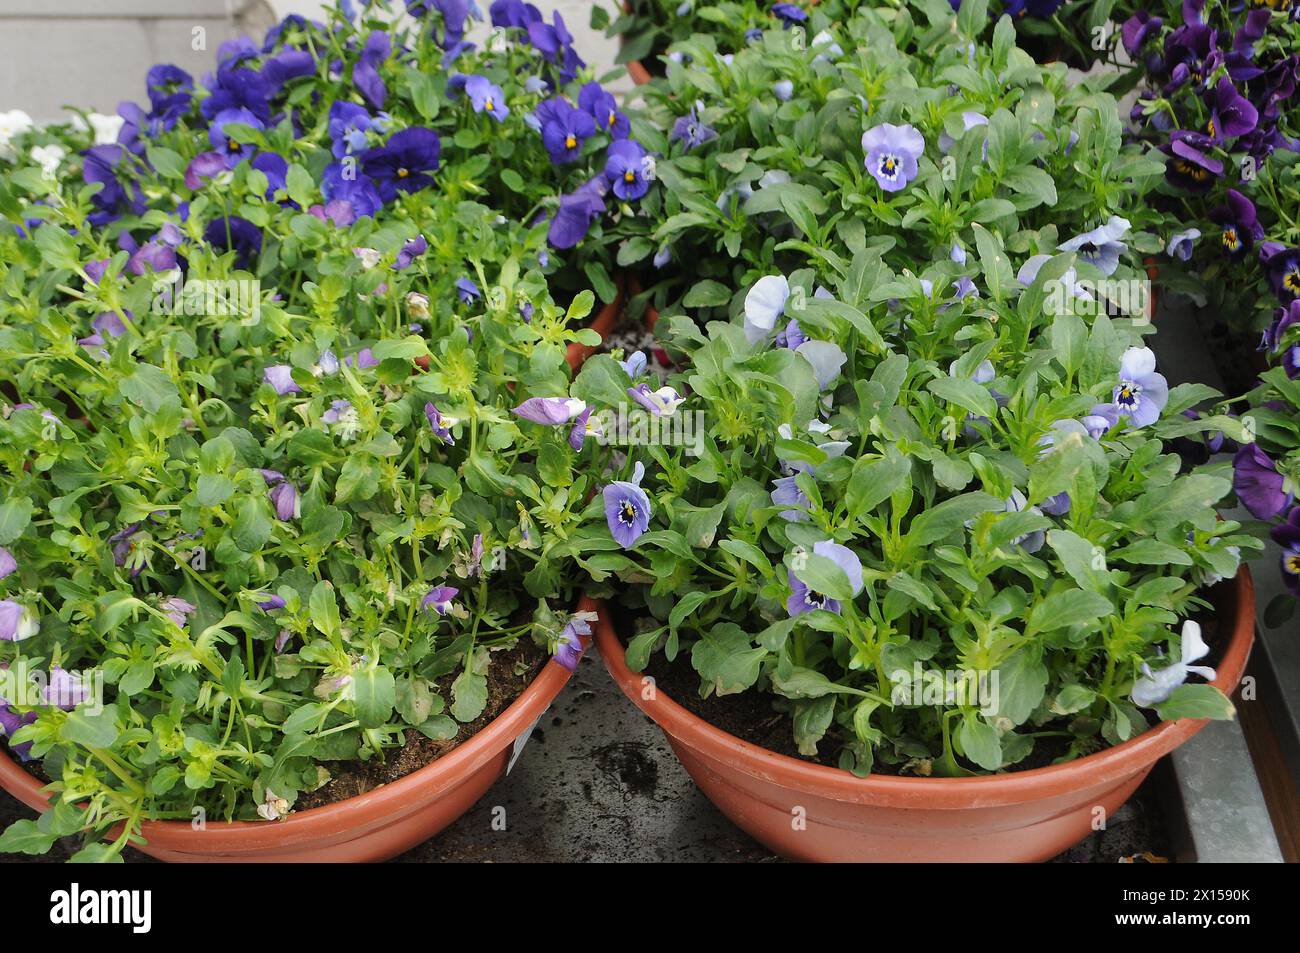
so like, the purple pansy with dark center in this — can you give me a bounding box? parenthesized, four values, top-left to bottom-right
(861, 123, 924, 193)
(1264, 301, 1300, 379)
(670, 102, 717, 150)
(1271, 508, 1300, 596)
(1210, 189, 1262, 260)
(1208, 78, 1259, 142)
(786, 541, 864, 617)
(1058, 215, 1130, 276)
(1162, 136, 1223, 193)
(208, 107, 263, 169)
(603, 461, 652, 549)
(1100, 346, 1168, 428)
(1264, 246, 1300, 304)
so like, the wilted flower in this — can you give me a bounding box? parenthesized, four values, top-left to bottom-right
(322, 399, 360, 441)
(425, 402, 456, 444)
(512, 396, 586, 425)
(0, 547, 15, 580)
(269, 481, 300, 521)
(394, 235, 428, 270)
(1166, 227, 1200, 261)
(256, 788, 291, 821)
(1131, 621, 1217, 708)
(0, 601, 39, 642)
(160, 597, 196, 628)
(554, 613, 595, 671)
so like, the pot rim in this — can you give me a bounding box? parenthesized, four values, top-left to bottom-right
(0, 650, 578, 850)
(593, 571, 1254, 808)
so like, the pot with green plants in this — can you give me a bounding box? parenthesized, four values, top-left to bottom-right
(0, 0, 641, 863)
(562, 3, 1258, 862)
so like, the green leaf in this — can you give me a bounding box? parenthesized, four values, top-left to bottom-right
(957, 715, 1002, 771)
(1027, 588, 1112, 633)
(906, 492, 1001, 547)
(450, 668, 488, 722)
(60, 709, 119, 749)
(309, 581, 341, 640)
(118, 363, 181, 414)
(691, 623, 766, 695)
(285, 163, 315, 208)
(145, 146, 186, 180)
(989, 651, 1048, 725)
(928, 376, 997, 420)
(0, 496, 34, 544)
(0, 819, 57, 855)
(233, 496, 273, 552)
(1156, 683, 1235, 721)
(791, 553, 855, 602)
(972, 223, 1012, 302)
(353, 666, 396, 729)
(847, 451, 911, 515)
(682, 279, 733, 308)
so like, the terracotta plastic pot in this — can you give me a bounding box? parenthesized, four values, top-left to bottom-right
(593, 571, 1255, 862)
(565, 281, 625, 371)
(0, 655, 578, 863)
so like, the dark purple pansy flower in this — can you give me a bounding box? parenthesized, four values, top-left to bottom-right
(772, 3, 807, 27)
(1208, 78, 1259, 141)
(321, 162, 384, 221)
(203, 215, 262, 270)
(1264, 301, 1300, 378)
(528, 12, 585, 83)
(127, 240, 177, 276)
(578, 82, 629, 139)
(202, 64, 272, 124)
(353, 31, 392, 109)
(547, 177, 607, 248)
(603, 461, 652, 549)
(261, 49, 316, 94)
(604, 139, 650, 200)
(394, 235, 428, 270)
(1121, 12, 1163, 58)
(1162, 136, 1222, 193)
(537, 98, 596, 164)
(208, 107, 262, 169)
(491, 0, 542, 29)
(1234, 443, 1292, 519)
(361, 127, 442, 202)
(1210, 189, 1263, 260)
(82, 144, 145, 226)
(1271, 508, 1300, 596)
(432, 0, 476, 49)
(1264, 246, 1300, 304)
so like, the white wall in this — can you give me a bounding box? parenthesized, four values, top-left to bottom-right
(0, 0, 621, 121)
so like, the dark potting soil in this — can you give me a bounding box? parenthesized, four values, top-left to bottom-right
(296, 639, 545, 810)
